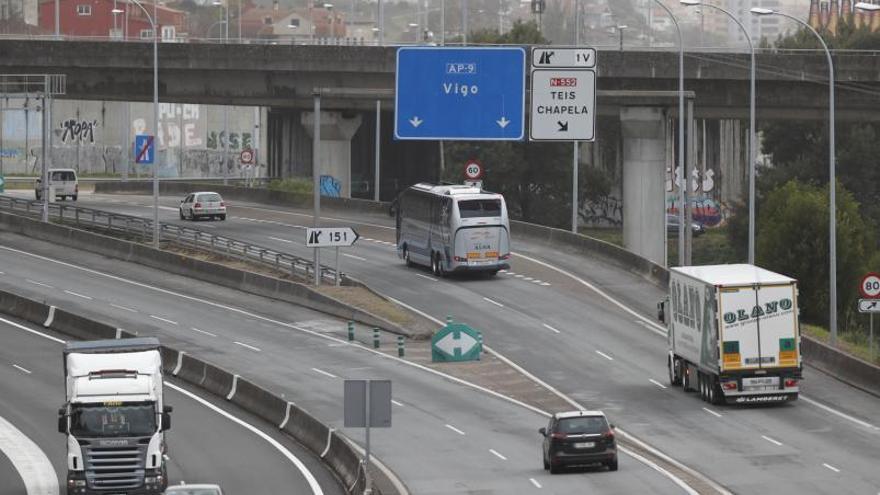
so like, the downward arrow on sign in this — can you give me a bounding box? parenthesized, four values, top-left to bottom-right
(496, 116, 510, 128)
(409, 116, 423, 128)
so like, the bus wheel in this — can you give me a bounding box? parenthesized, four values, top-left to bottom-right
(437, 256, 447, 277)
(403, 247, 413, 267)
(431, 254, 439, 275)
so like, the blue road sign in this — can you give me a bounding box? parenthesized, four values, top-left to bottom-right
(134, 135, 154, 164)
(395, 47, 526, 141)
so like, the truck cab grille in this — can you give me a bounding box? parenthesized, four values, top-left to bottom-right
(84, 444, 146, 490)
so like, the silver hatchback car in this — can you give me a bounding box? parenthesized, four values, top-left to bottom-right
(179, 192, 227, 221)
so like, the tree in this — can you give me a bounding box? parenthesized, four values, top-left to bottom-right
(756, 180, 875, 332)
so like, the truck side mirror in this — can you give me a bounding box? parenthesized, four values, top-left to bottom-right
(538, 427, 546, 436)
(657, 300, 666, 324)
(162, 405, 173, 431)
(57, 409, 66, 434)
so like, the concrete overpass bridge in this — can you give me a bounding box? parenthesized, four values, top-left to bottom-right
(3, 39, 878, 264)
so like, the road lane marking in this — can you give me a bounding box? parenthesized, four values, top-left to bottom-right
(12, 364, 32, 374)
(595, 350, 614, 361)
(489, 449, 507, 461)
(0, 317, 66, 344)
(149, 315, 178, 325)
(63, 290, 93, 300)
(822, 463, 841, 473)
(515, 274, 525, 278)
(529, 478, 542, 488)
(702, 407, 722, 418)
(25, 279, 53, 289)
(800, 395, 880, 431)
(0, 413, 59, 495)
(524, 277, 534, 281)
(761, 435, 783, 446)
(483, 297, 504, 308)
(191, 327, 217, 337)
(649, 379, 668, 389)
(416, 274, 437, 282)
(311, 368, 338, 379)
(165, 382, 324, 495)
(342, 253, 367, 262)
(542, 323, 561, 334)
(444, 424, 466, 435)
(110, 303, 138, 313)
(268, 236, 294, 243)
(233, 341, 261, 352)
(391, 400, 404, 407)
(540, 282, 551, 286)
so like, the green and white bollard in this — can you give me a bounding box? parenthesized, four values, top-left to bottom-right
(446, 315, 453, 326)
(347, 321, 355, 341)
(397, 335, 405, 357)
(373, 328, 380, 349)
(477, 331, 484, 359)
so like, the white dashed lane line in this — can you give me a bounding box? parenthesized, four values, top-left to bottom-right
(483, 297, 504, 308)
(149, 315, 178, 325)
(542, 323, 561, 334)
(444, 424, 466, 436)
(489, 449, 507, 461)
(311, 368, 338, 379)
(762, 435, 783, 446)
(12, 364, 32, 374)
(342, 253, 367, 262)
(649, 379, 668, 389)
(529, 478, 542, 489)
(233, 341, 261, 352)
(595, 350, 614, 361)
(702, 407, 723, 418)
(391, 400, 404, 407)
(110, 303, 138, 313)
(823, 463, 841, 473)
(25, 279, 53, 289)
(191, 327, 217, 337)
(63, 290, 93, 300)
(416, 274, 438, 282)
(268, 236, 294, 243)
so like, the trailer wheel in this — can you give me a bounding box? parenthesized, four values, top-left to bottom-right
(682, 363, 692, 392)
(708, 378, 722, 405)
(668, 356, 682, 386)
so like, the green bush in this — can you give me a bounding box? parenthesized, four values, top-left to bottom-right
(267, 178, 313, 195)
(757, 180, 876, 332)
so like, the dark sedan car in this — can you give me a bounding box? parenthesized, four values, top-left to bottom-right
(667, 213, 706, 236)
(540, 410, 618, 473)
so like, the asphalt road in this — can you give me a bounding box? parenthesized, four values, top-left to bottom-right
(0, 217, 684, 493)
(0, 314, 343, 495)
(50, 190, 880, 494)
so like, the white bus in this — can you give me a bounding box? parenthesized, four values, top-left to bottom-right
(395, 183, 511, 276)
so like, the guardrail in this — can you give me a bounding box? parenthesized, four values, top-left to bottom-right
(2, 176, 275, 186)
(0, 194, 343, 285)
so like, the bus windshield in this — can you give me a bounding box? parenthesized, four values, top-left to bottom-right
(457, 199, 501, 219)
(69, 402, 157, 438)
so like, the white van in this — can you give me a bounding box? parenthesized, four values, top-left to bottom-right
(35, 168, 78, 201)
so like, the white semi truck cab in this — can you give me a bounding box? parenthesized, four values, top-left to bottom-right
(658, 264, 802, 405)
(58, 338, 171, 494)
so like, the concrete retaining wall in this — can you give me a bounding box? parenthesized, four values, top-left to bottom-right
(0, 286, 402, 494)
(0, 209, 427, 339)
(801, 336, 880, 397)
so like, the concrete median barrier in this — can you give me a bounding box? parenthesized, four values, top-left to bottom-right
(0, 286, 402, 495)
(801, 336, 880, 397)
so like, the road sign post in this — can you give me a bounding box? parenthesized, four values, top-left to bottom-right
(345, 379, 391, 495)
(305, 227, 360, 286)
(395, 47, 526, 140)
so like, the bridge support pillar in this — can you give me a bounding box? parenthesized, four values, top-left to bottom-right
(301, 111, 362, 198)
(620, 106, 667, 267)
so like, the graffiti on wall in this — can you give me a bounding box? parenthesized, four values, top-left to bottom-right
(157, 103, 203, 148)
(581, 196, 623, 227)
(207, 131, 252, 151)
(59, 119, 98, 144)
(666, 166, 725, 227)
(320, 175, 341, 197)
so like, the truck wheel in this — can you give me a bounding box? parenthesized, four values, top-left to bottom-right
(708, 379, 722, 405)
(682, 364, 692, 392)
(668, 357, 682, 386)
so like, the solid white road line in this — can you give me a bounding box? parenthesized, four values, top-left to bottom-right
(444, 424, 466, 436)
(649, 379, 668, 389)
(529, 478, 542, 488)
(0, 317, 66, 344)
(483, 297, 504, 308)
(311, 368, 338, 379)
(233, 341, 261, 352)
(25, 279, 53, 289)
(269, 236, 294, 243)
(191, 327, 218, 337)
(800, 395, 880, 431)
(489, 449, 507, 461)
(342, 253, 367, 262)
(149, 315, 178, 325)
(110, 303, 138, 313)
(165, 382, 324, 495)
(595, 350, 614, 361)
(702, 407, 723, 418)
(63, 290, 93, 300)
(12, 364, 32, 374)
(761, 435, 783, 446)
(415, 274, 437, 282)
(542, 323, 561, 334)
(822, 463, 841, 473)
(0, 414, 59, 495)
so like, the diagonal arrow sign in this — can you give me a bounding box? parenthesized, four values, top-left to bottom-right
(557, 121, 568, 132)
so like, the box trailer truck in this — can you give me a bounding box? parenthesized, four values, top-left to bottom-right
(658, 264, 802, 405)
(58, 338, 172, 494)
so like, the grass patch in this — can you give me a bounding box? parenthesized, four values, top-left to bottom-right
(267, 178, 313, 195)
(801, 323, 880, 366)
(668, 225, 740, 266)
(580, 227, 623, 247)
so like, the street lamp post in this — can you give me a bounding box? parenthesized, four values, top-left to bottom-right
(616, 24, 627, 51)
(115, 0, 159, 247)
(652, 0, 686, 266)
(682, 1, 756, 266)
(752, 6, 837, 343)
(325, 3, 335, 42)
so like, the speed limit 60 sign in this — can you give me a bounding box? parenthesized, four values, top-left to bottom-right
(464, 160, 483, 180)
(860, 272, 880, 299)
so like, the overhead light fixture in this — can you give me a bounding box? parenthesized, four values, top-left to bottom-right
(749, 7, 775, 15)
(855, 2, 880, 11)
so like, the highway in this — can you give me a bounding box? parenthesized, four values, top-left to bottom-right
(0, 208, 685, 494)
(0, 314, 343, 495)
(47, 189, 880, 494)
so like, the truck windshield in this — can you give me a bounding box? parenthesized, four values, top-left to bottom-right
(69, 402, 157, 437)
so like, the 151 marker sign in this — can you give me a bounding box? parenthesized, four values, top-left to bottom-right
(306, 227, 360, 248)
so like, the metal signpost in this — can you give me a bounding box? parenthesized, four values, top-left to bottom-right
(305, 227, 360, 286)
(394, 47, 526, 141)
(344, 379, 392, 495)
(859, 272, 880, 360)
(529, 47, 597, 233)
